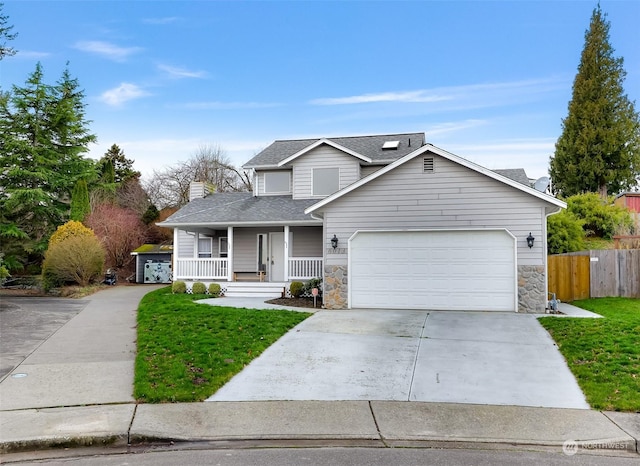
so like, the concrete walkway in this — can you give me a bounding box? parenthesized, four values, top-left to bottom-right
(0, 288, 638, 457)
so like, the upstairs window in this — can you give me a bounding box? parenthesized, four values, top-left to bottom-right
(264, 171, 290, 194)
(313, 167, 340, 196)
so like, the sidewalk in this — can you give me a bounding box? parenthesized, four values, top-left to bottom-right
(1, 287, 638, 456)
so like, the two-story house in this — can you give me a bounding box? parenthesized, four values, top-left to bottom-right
(160, 132, 565, 313)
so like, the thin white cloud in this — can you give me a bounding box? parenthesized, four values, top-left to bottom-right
(158, 64, 208, 79)
(181, 101, 282, 110)
(100, 83, 150, 106)
(311, 91, 450, 105)
(425, 119, 487, 137)
(73, 40, 142, 62)
(310, 78, 568, 109)
(143, 17, 181, 25)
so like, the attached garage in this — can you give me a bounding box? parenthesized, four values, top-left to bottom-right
(349, 230, 516, 311)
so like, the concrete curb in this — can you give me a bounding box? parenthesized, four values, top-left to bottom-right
(2, 401, 638, 456)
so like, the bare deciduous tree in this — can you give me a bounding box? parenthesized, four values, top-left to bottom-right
(143, 145, 253, 208)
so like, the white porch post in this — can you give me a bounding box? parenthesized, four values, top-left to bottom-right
(283, 225, 289, 282)
(173, 228, 179, 281)
(227, 226, 234, 282)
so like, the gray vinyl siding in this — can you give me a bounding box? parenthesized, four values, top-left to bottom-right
(360, 165, 383, 178)
(322, 155, 549, 267)
(291, 226, 323, 256)
(290, 145, 360, 199)
(177, 230, 195, 258)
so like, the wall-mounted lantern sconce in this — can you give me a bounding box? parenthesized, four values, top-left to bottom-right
(331, 234, 339, 250)
(526, 232, 535, 248)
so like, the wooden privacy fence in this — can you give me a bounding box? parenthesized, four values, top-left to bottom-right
(548, 249, 640, 301)
(547, 254, 590, 302)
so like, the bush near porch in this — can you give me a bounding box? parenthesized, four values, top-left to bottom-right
(538, 298, 640, 412)
(134, 287, 311, 403)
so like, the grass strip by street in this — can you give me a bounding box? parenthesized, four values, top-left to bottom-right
(538, 298, 640, 412)
(134, 287, 311, 403)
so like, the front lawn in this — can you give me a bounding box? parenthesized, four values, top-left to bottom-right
(134, 287, 311, 403)
(538, 298, 640, 412)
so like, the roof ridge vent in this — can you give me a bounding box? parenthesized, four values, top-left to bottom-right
(382, 140, 400, 150)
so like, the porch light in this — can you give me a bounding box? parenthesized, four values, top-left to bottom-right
(526, 232, 535, 248)
(331, 234, 339, 249)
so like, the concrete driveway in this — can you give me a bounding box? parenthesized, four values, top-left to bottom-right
(208, 309, 589, 409)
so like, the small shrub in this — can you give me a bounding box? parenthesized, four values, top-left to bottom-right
(192, 282, 206, 295)
(172, 281, 186, 294)
(42, 234, 105, 290)
(547, 211, 585, 254)
(289, 281, 304, 298)
(566, 193, 634, 239)
(303, 277, 323, 297)
(208, 283, 221, 297)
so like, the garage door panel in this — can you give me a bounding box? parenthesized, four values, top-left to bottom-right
(350, 230, 516, 311)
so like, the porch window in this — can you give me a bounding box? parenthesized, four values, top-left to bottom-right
(313, 167, 339, 196)
(198, 236, 212, 258)
(219, 237, 228, 258)
(264, 171, 290, 194)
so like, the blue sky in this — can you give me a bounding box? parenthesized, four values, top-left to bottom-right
(2, 0, 639, 182)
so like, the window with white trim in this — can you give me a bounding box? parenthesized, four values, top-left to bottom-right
(313, 167, 340, 196)
(198, 236, 212, 258)
(264, 171, 291, 194)
(219, 237, 228, 258)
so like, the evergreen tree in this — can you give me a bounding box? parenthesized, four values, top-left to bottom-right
(99, 144, 140, 183)
(0, 2, 17, 60)
(70, 179, 91, 221)
(0, 63, 97, 270)
(549, 5, 640, 198)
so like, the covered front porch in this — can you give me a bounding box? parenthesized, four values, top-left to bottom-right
(172, 224, 324, 284)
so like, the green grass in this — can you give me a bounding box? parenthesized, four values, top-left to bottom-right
(538, 298, 640, 412)
(134, 287, 311, 403)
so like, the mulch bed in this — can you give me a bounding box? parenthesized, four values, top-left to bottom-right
(265, 297, 322, 309)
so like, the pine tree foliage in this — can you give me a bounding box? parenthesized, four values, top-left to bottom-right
(0, 63, 97, 270)
(0, 3, 17, 60)
(99, 144, 140, 183)
(549, 6, 640, 198)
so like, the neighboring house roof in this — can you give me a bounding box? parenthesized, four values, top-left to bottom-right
(158, 192, 321, 227)
(306, 143, 566, 215)
(493, 168, 531, 186)
(243, 132, 425, 169)
(131, 244, 173, 255)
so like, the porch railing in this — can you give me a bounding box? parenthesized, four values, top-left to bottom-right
(175, 258, 228, 280)
(288, 257, 323, 280)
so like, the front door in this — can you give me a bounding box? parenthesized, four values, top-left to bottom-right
(269, 232, 285, 281)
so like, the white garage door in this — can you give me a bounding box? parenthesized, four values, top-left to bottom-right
(349, 230, 516, 311)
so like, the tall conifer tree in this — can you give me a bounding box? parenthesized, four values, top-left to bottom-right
(550, 6, 640, 198)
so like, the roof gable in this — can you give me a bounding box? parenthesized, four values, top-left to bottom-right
(243, 132, 425, 168)
(305, 144, 566, 215)
(278, 138, 372, 166)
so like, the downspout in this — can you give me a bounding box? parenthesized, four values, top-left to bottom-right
(545, 205, 564, 312)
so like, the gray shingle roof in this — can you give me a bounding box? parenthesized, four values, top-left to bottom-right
(493, 168, 531, 186)
(159, 192, 320, 226)
(243, 132, 425, 168)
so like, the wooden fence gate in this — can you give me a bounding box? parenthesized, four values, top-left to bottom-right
(548, 250, 640, 301)
(547, 254, 590, 302)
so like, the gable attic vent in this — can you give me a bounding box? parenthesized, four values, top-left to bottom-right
(382, 140, 400, 150)
(423, 156, 435, 173)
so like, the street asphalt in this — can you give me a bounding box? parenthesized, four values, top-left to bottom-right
(0, 286, 638, 457)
